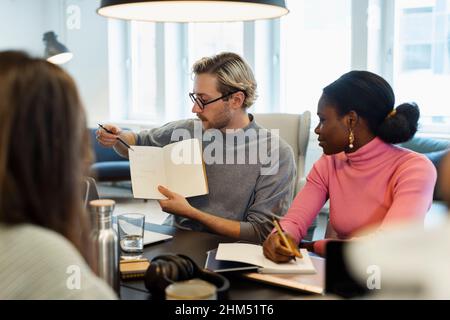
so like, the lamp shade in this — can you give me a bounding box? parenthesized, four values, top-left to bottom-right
(43, 31, 73, 65)
(97, 0, 289, 23)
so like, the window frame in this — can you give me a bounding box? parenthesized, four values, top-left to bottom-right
(107, 0, 450, 136)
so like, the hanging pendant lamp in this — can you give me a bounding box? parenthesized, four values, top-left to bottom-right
(97, 0, 288, 23)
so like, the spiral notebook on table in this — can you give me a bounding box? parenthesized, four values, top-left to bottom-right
(206, 244, 324, 295)
(205, 248, 259, 273)
(209, 243, 316, 274)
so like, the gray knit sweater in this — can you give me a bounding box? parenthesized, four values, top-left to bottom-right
(0, 224, 117, 300)
(136, 114, 296, 243)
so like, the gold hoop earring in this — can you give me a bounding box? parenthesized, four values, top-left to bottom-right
(349, 130, 355, 149)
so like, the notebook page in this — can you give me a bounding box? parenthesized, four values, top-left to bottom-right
(163, 139, 208, 198)
(129, 146, 167, 199)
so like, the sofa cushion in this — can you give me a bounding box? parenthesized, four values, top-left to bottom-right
(401, 137, 450, 201)
(90, 128, 127, 162)
(90, 162, 131, 181)
(89, 128, 131, 182)
(401, 137, 450, 154)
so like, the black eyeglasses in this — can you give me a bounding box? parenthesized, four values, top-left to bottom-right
(189, 90, 241, 110)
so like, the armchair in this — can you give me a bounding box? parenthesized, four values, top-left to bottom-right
(253, 111, 311, 194)
(89, 128, 131, 182)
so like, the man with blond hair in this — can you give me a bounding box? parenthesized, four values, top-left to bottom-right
(97, 52, 295, 243)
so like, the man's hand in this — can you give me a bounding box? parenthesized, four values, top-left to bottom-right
(157, 186, 196, 218)
(96, 124, 122, 148)
(263, 232, 298, 263)
(158, 186, 241, 239)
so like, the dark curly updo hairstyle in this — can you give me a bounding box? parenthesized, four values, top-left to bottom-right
(322, 70, 420, 144)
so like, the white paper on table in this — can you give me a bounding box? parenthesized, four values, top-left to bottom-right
(215, 243, 316, 274)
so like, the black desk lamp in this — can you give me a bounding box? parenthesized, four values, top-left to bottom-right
(43, 31, 73, 65)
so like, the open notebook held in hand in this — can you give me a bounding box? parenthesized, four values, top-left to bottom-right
(129, 139, 208, 200)
(215, 243, 316, 274)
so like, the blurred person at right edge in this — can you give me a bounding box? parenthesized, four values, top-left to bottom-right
(340, 152, 450, 299)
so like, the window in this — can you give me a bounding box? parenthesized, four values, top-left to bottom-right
(108, 0, 449, 135)
(187, 22, 244, 66)
(113, 0, 351, 124)
(187, 21, 244, 113)
(402, 44, 432, 71)
(393, 0, 450, 131)
(281, 0, 352, 115)
(128, 21, 159, 120)
(118, 19, 280, 123)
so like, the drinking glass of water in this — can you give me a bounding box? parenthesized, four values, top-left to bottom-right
(117, 213, 145, 260)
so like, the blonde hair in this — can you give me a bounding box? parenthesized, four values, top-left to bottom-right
(192, 52, 257, 109)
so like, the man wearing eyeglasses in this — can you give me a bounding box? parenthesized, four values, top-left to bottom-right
(97, 52, 296, 244)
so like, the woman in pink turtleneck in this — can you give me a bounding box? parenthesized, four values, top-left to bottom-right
(263, 71, 437, 261)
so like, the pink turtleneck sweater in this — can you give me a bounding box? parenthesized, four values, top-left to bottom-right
(280, 137, 437, 255)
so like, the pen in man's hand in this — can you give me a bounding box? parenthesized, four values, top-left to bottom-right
(98, 124, 134, 151)
(273, 219, 302, 261)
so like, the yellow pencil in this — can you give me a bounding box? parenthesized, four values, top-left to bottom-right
(273, 219, 302, 259)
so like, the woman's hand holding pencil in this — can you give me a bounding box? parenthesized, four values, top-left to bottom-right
(273, 219, 302, 259)
(263, 220, 302, 263)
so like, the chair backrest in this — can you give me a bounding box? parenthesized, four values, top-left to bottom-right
(84, 177, 100, 209)
(253, 112, 311, 194)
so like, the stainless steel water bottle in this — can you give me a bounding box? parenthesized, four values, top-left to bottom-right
(89, 199, 119, 294)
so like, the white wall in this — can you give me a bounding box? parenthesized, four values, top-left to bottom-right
(0, 0, 46, 55)
(0, 0, 110, 127)
(63, 0, 110, 126)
